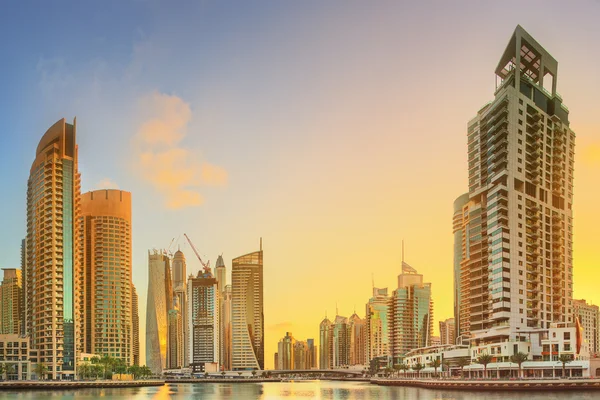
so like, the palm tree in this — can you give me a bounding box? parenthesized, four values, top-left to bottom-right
(251, 369, 258, 378)
(127, 365, 141, 380)
(456, 358, 470, 379)
(140, 365, 151, 379)
(237, 371, 243, 377)
(442, 360, 451, 378)
(78, 363, 91, 380)
(90, 356, 100, 365)
(413, 363, 424, 378)
(476, 354, 493, 379)
(221, 371, 226, 378)
(34, 363, 48, 381)
(393, 364, 401, 377)
(0, 363, 6, 381)
(399, 363, 409, 377)
(558, 354, 572, 378)
(429, 359, 441, 378)
(510, 352, 529, 379)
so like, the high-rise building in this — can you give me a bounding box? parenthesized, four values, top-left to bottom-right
(80, 189, 133, 365)
(222, 284, 232, 370)
(231, 241, 264, 370)
(0, 269, 22, 335)
(26, 118, 81, 380)
(573, 300, 599, 356)
(319, 317, 331, 369)
(277, 332, 295, 370)
(457, 26, 575, 348)
(171, 250, 187, 368)
(214, 255, 226, 369)
(273, 353, 278, 370)
(388, 262, 433, 364)
(365, 287, 389, 362)
(439, 318, 456, 346)
(330, 315, 351, 368)
(349, 313, 366, 365)
(307, 338, 317, 369)
(167, 298, 184, 369)
(187, 269, 219, 372)
(452, 193, 469, 340)
(294, 340, 309, 370)
(146, 251, 172, 374)
(20, 239, 27, 336)
(132, 284, 140, 366)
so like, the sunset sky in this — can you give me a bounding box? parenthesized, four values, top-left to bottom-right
(1, 1, 600, 369)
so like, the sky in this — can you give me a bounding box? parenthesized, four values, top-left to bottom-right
(1, 1, 600, 369)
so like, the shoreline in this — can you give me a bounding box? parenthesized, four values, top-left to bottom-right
(165, 378, 282, 383)
(0, 380, 165, 391)
(371, 378, 600, 391)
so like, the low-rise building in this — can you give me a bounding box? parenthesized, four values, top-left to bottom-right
(0, 334, 35, 380)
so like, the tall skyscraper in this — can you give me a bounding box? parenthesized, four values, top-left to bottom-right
(214, 255, 226, 369)
(365, 287, 389, 362)
(80, 189, 132, 365)
(319, 317, 331, 369)
(294, 340, 309, 370)
(171, 250, 187, 368)
(146, 251, 172, 374)
(231, 240, 264, 370)
(307, 338, 317, 369)
(452, 193, 469, 340)
(187, 269, 219, 372)
(330, 315, 351, 368)
(132, 284, 140, 366)
(26, 118, 81, 379)
(349, 313, 366, 365)
(439, 318, 456, 346)
(388, 262, 433, 364)
(20, 239, 27, 336)
(222, 284, 232, 370)
(167, 298, 184, 369)
(573, 300, 599, 356)
(277, 332, 295, 370)
(0, 269, 22, 335)
(457, 26, 575, 347)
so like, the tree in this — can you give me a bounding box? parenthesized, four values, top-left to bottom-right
(412, 363, 424, 378)
(558, 354, 572, 378)
(476, 354, 493, 379)
(237, 372, 243, 377)
(127, 365, 141, 380)
(92, 364, 103, 380)
(34, 363, 48, 381)
(442, 359, 451, 378)
(510, 352, 529, 379)
(393, 364, 401, 377)
(140, 365, 152, 379)
(0, 364, 6, 381)
(221, 371, 226, 378)
(78, 363, 91, 380)
(429, 359, 441, 378)
(399, 363, 409, 377)
(456, 358, 471, 379)
(251, 369, 257, 378)
(90, 356, 100, 365)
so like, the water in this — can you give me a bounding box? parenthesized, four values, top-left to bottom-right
(0, 381, 597, 399)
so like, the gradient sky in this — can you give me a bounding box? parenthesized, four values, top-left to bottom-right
(1, 1, 600, 369)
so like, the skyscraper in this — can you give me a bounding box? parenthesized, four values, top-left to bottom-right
(187, 269, 219, 372)
(573, 300, 599, 356)
(452, 193, 469, 341)
(330, 315, 351, 368)
(171, 250, 187, 368)
(319, 317, 331, 369)
(277, 332, 295, 370)
(146, 251, 172, 374)
(365, 287, 389, 362)
(349, 313, 366, 365)
(167, 298, 184, 369)
(439, 318, 456, 346)
(294, 340, 309, 370)
(457, 26, 575, 347)
(20, 239, 27, 336)
(0, 269, 22, 335)
(26, 118, 81, 380)
(388, 262, 433, 364)
(80, 189, 133, 365)
(222, 284, 232, 370)
(307, 338, 317, 369)
(214, 255, 226, 369)
(132, 284, 140, 366)
(231, 240, 264, 370)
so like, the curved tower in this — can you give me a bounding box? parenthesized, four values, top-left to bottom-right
(146, 251, 172, 374)
(26, 118, 81, 380)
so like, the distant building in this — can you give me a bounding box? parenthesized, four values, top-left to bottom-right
(171, 250, 187, 368)
(231, 241, 264, 370)
(365, 287, 389, 362)
(319, 317, 331, 369)
(307, 338, 317, 369)
(222, 284, 233, 370)
(294, 340, 309, 370)
(167, 298, 184, 369)
(132, 285, 140, 366)
(80, 189, 133, 365)
(452, 193, 469, 340)
(277, 332, 295, 370)
(146, 251, 172, 374)
(389, 262, 433, 364)
(574, 299, 599, 356)
(187, 269, 219, 372)
(331, 315, 351, 368)
(430, 336, 441, 346)
(274, 353, 278, 370)
(439, 318, 456, 346)
(214, 255, 227, 369)
(349, 313, 366, 365)
(0, 269, 22, 335)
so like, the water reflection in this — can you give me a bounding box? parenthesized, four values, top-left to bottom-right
(0, 381, 598, 399)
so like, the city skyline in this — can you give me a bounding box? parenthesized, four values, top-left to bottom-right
(2, 2, 600, 370)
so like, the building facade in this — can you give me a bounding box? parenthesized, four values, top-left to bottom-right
(146, 251, 172, 374)
(573, 299, 599, 356)
(231, 242, 264, 370)
(25, 118, 81, 379)
(457, 26, 576, 353)
(80, 189, 133, 365)
(277, 332, 295, 370)
(330, 315, 351, 368)
(349, 313, 366, 366)
(388, 262, 433, 364)
(187, 270, 219, 372)
(365, 287, 389, 362)
(294, 340, 309, 370)
(307, 338, 317, 369)
(0, 269, 22, 335)
(132, 284, 140, 366)
(214, 255, 227, 370)
(319, 317, 331, 369)
(452, 193, 469, 340)
(439, 318, 456, 346)
(171, 250, 187, 368)
(222, 284, 232, 370)
(167, 298, 184, 369)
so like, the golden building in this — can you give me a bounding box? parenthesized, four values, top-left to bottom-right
(26, 118, 82, 380)
(0, 269, 22, 335)
(80, 190, 133, 365)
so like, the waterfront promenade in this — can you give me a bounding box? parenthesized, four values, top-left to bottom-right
(372, 378, 600, 391)
(0, 380, 164, 390)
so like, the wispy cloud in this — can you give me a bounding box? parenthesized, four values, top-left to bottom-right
(133, 91, 228, 209)
(95, 178, 120, 190)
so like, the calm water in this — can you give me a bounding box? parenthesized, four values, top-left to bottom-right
(0, 381, 597, 399)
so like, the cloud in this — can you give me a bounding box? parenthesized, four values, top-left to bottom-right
(95, 178, 120, 190)
(133, 92, 228, 209)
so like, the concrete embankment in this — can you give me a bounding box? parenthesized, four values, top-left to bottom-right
(371, 378, 600, 391)
(165, 378, 282, 384)
(0, 380, 165, 390)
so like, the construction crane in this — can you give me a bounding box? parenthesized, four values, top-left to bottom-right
(184, 233, 211, 274)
